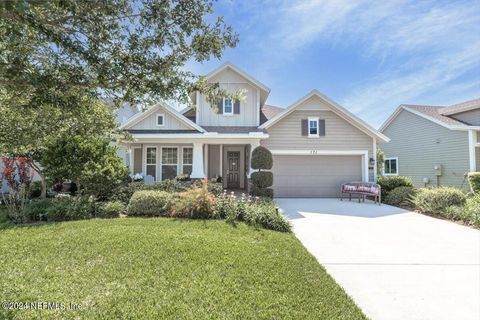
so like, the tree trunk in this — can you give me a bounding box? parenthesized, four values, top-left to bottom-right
(30, 162, 47, 198)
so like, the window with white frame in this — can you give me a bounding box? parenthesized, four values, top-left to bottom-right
(308, 117, 319, 137)
(156, 114, 165, 127)
(223, 97, 233, 114)
(146, 147, 157, 179)
(384, 157, 398, 175)
(182, 147, 193, 176)
(161, 147, 178, 180)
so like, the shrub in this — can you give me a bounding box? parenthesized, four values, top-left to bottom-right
(468, 172, 480, 194)
(377, 176, 413, 200)
(250, 185, 274, 198)
(384, 186, 417, 206)
(29, 181, 42, 199)
(251, 146, 273, 170)
(45, 196, 99, 221)
(127, 191, 175, 216)
(175, 174, 190, 181)
(251, 171, 273, 189)
(411, 187, 467, 215)
(243, 202, 291, 232)
(23, 198, 53, 221)
(191, 179, 223, 196)
(111, 180, 189, 204)
(172, 183, 217, 219)
(99, 201, 125, 218)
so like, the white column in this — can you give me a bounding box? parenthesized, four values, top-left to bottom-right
(128, 146, 134, 175)
(191, 142, 205, 179)
(468, 130, 477, 172)
(373, 138, 378, 182)
(362, 151, 369, 182)
(248, 141, 261, 178)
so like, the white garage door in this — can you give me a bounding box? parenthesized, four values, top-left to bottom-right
(272, 155, 363, 198)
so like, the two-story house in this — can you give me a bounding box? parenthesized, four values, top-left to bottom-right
(120, 63, 389, 197)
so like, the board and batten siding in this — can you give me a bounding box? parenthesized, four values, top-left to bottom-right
(450, 109, 480, 126)
(380, 109, 470, 188)
(197, 68, 259, 127)
(129, 112, 191, 130)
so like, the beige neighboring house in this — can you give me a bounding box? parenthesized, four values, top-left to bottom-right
(379, 98, 480, 189)
(119, 62, 389, 197)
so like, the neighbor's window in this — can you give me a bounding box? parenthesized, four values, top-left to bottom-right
(223, 97, 233, 114)
(161, 147, 178, 180)
(308, 117, 319, 137)
(384, 157, 398, 175)
(156, 114, 164, 127)
(146, 147, 157, 179)
(182, 147, 193, 176)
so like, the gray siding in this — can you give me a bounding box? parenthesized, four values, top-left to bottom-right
(208, 145, 221, 179)
(476, 147, 480, 171)
(450, 109, 480, 125)
(381, 109, 470, 188)
(130, 111, 191, 130)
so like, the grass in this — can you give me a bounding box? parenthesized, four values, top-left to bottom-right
(0, 217, 366, 319)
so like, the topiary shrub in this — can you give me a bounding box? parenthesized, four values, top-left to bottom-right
(384, 186, 417, 206)
(251, 146, 273, 170)
(127, 190, 176, 216)
(250, 185, 274, 198)
(377, 176, 413, 200)
(411, 187, 467, 215)
(251, 171, 273, 189)
(468, 172, 480, 194)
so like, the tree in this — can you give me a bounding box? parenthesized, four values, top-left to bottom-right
(377, 148, 385, 178)
(0, 0, 238, 109)
(0, 94, 118, 197)
(41, 135, 128, 199)
(250, 146, 274, 198)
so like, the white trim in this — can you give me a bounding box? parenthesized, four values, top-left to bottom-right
(468, 130, 477, 172)
(181, 146, 193, 176)
(270, 149, 369, 182)
(206, 62, 271, 96)
(219, 144, 223, 178)
(130, 133, 269, 140)
(144, 145, 159, 181)
(259, 90, 389, 143)
(156, 113, 165, 127)
(222, 97, 234, 115)
(373, 138, 378, 182)
(308, 116, 320, 137)
(383, 157, 399, 176)
(160, 146, 180, 180)
(256, 88, 261, 126)
(195, 91, 200, 125)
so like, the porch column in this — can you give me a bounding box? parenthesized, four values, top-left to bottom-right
(191, 142, 205, 179)
(248, 141, 261, 178)
(468, 130, 477, 172)
(127, 146, 134, 175)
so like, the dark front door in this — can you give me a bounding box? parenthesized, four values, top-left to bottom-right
(227, 151, 240, 188)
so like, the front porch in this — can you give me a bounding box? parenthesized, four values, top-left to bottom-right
(124, 138, 262, 190)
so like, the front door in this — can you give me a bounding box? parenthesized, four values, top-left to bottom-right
(226, 151, 240, 188)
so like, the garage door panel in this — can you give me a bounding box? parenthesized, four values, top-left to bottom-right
(272, 155, 362, 198)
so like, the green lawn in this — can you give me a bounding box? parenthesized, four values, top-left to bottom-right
(0, 217, 365, 319)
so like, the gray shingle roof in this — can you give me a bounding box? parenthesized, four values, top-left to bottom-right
(260, 105, 284, 125)
(403, 105, 468, 126)
(439, 98, 480, 115)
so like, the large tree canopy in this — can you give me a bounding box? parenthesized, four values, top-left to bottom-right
(0, 0, 238, 108)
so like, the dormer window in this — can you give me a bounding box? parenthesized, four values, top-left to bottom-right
(223, 97, 233, 115)
(156, 114, 165, 127)
(308, 117, 319, 137)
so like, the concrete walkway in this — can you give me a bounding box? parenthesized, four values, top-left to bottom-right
(277, 198, 480, 320)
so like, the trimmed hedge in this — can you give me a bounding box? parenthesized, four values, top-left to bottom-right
(99, 201, 125, 218)
(250, 185, 274, 198)
(411, 187, 467, 215)
(251, 146, 273, 170)
(445, 195, 480, 227)
(468, 172, 480, 194)
(384, 186, 417, 206)
(377, 176, 413, 200)
(127, 190, 176, 216)
(251, 171, 273, 189)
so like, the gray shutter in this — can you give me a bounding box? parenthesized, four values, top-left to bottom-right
(301, 119, 308, 136)
(217, 99, 223, 114)
(319, 119, 326, 136)
(234, 100, 240, 114)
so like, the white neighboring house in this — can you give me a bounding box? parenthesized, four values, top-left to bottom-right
(380, 98, 480, 188)
(119, 62, 389, 197)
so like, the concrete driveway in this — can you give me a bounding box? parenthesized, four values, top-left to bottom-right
(277, 198, 480, 320)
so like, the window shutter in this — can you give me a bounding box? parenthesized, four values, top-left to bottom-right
(301, 119, 308, 136)
(217, 99, 223, 114)
(234, 100, 240, 114)
(318, 119, 326, 136)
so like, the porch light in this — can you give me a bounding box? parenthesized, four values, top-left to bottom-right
(369, 157, 375, 166)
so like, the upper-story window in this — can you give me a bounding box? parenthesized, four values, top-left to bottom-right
(223, 97, 233, 115)
(156, 114, 165, 127)
(383, 157, 398, 176)
(308, 117, 319, 137)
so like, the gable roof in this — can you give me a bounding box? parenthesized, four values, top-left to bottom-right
(260, 104, 284, 125)
(440, 98, 480, 115)
(380, 100, 480, 132)
(120, 101, 206, 132)
(259, 90, 390, 143)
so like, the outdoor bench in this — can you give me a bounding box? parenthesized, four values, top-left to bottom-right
(340, 181, 381, 205)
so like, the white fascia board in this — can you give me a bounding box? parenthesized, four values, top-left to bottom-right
(379, 105, 405, 132)
(402, 106, 476, 131)
(130, 133, 269, 140)
(270, 149, 369, 156)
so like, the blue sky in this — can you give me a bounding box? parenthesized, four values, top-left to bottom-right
(187, 0, 480, 128)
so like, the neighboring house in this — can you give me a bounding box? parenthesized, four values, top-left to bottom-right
(379, 99, 480, 189)
(119, 62, 389, 197)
